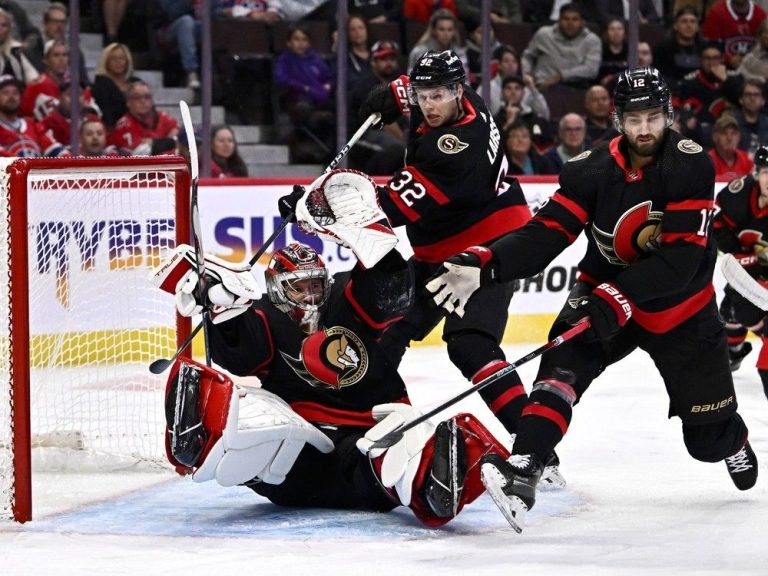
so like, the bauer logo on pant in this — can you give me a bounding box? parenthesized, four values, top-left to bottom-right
(282, 326, 369, 390)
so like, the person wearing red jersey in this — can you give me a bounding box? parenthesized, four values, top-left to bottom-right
(702, 0, 767, 68)
(713, 145, 768, 398)
(0, 74, 67, 157)
(426, 67, 758, 533)
(152, 177, 511, 526)
(109, 79, 178, 155)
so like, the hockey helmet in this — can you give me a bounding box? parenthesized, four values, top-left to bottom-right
(408, 50, 465, 105)
(612, 66, 674, 131)
(265, 242, 332, 333)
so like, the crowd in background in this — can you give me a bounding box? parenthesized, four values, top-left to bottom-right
(2, 0, 768, 180)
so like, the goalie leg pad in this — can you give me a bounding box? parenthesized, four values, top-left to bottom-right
(423, 418, 468, 518)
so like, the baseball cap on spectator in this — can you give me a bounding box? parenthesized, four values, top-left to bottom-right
(0, 75, 23, 90)
(372, 40, 399, 60)
(713, 114, 739, 133)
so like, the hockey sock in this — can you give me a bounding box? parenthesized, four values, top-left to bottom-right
(473, 360, 528, 434)
(512, 381, 575, 461)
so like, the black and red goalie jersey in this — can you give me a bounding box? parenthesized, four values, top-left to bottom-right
(713, 172, 768, 280)
(208, 250, 413, 427)
(377, 87, 531, 263)
(491, 130, 717, 334)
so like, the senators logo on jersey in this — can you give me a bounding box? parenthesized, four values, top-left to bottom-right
(281, 326, 369, 390)
(592, 201, 663, 266)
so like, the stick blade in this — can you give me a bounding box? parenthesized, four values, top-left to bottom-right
(179, 100, 198, 181)
(721, 253, 768, 309)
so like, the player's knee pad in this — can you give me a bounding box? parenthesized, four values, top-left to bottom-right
(446, 331, 505, 379)
(682, 414, 748, 463)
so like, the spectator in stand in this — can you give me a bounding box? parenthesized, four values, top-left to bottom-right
(709, 114, 754, 180)
(24, 3, 88, 84)
(348, 39, 407, 175)
(214, 1, 282, 23)
(584, 0, 661, 24)
(0, 8, 39, 86)
(463, 17, 502, 88)
(0, 75, 67, 157)
(109, 80, 179, 156)
(597, 17, 628, 90)
(480, 45, 549, 121)
(733, 79, 768, 155)
(403, 0, 459, 23)
(407, 9, 468, 73)
(584, 84, 619, 147)
(20, 40, 69, 118)
(348, 0, 401, 22)
(274, 23, 335, 163)
(654, 7, 703, 90)
(543, 112, 587, 172)
(332, 14, 371, 95)
(455, 0, 523, 25)
(80, 118, 118, 156)
(492, 74, 553, 151)
(210, 124, 249, 178)
(521, 3, 601, 91)
(504, 120, 557, 175)
(158, 0, 202, 89)
(637, 41, 654, 67)
(102, 0, 132, 45)
(0, 0, 42, 54)
(39, 81, 101, 147)
(268, 0, 331, 22)
(92, 43, 141, 130)
(702, 0, 766, 68)
(737, 17, 768, 80)
(675, 41, 741, 147)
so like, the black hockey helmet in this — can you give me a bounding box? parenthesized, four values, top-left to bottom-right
(612, 66, 674, 131)
(755, 145, 768, 169)
(410, 50, 465, 88)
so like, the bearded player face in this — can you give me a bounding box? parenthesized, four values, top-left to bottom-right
(620, 107, 667, 157)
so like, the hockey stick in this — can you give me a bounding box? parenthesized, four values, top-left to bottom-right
(720, 253, 768, 309)
(148, 112, 381, 374)
(369, 318, 591, 450)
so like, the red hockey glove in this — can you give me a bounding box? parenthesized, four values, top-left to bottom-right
(424, 247, 498, 317)
(277, 184, 304, 222)
(359, 75, 410, 125)
(564, 282, 633, 343)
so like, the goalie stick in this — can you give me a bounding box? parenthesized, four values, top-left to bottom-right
(148, 112, 381, 374)
(720, 253, 768, 310)
(369, 318, 591, 450)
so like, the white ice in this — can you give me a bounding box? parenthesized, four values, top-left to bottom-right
(2, 343, 767, 576)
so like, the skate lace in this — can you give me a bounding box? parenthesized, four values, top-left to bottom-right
(726, 447, 753, 474)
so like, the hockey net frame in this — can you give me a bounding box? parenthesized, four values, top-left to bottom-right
(0, 156, 191, 522)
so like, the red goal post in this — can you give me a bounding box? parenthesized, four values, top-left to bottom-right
(0, 156, 191, 523)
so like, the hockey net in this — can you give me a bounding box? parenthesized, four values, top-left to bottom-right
(0, 157, 191, 522)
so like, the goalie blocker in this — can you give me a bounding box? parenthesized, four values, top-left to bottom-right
(164, 357, 509, 527)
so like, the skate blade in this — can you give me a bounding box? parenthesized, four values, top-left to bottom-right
(481, 464, 527, 533)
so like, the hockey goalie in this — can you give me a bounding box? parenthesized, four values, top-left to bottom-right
(152, 169, 510, 526)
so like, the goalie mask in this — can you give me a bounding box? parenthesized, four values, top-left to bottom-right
(265, 243, 332, 334)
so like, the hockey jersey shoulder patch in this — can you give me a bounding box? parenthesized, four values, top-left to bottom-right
(677, 139, 703, 154)
(568, 150, 592, 162)
(728, 177, 746, 193)
(437, 134, 469, 154)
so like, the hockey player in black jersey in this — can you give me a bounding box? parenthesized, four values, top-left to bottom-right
(280, 49, 550, 477)
(152, 171, 511, 527)
(713, 145, 768, 398)
(425, 67, 758, 532)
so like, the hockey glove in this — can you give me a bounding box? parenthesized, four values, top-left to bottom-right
(277, 184, 304, 222)
(424, 247, 498, 317)
(359, 75, 410, 126)
(151, 244, 262, 324)
(563, 282, 633, 343)
(357, 403, 436, 506)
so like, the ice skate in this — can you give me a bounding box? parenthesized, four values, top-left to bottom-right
(480, 453, 543, 533)
(424, 419, 468, 517)
(728, 342, 752, 372)
(725, 441, 758, 490)
(540, 451, 567, 490)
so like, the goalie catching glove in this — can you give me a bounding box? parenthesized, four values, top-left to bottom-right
(165, 357, 334, 486)
(151, 243, 262, 324)
(425, 246, 499, 317)
(287, 169, 398, 268)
